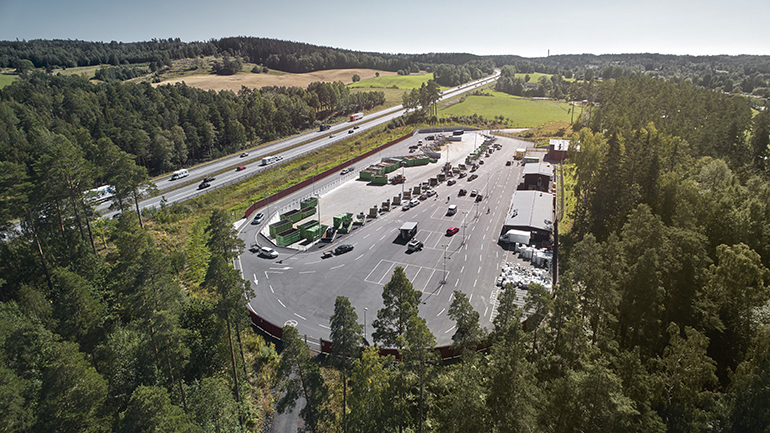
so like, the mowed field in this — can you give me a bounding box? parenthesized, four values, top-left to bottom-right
(439, 89, 572, 127)
(157, 69, 398, 92)
(0, 73, 18, 89)
(349, 72, 440, 90)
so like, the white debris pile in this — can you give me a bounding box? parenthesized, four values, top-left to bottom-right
(513, 243, 553, 268)
(496, 263, 552, 291)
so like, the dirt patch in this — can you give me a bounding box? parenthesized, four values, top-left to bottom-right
(156, 69, 398, 92)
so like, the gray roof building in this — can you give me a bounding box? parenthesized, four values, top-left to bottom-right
(503, 190, 554, 236)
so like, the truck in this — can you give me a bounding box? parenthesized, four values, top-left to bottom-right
(400, 221, 418, 240)
(498, 229, 531, 245)
(170, 169, 189, 180)
(321, 226, 337, 243)
(453, 130, 464, 136)
(390, 174, 406, 184)
(350, 112, 364, 121)
(514, 148, 526, 160)
(261, 156, 280, 166)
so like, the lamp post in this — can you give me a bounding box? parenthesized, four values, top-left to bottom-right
(462, 211, 468, 246)
(364, 307, 368, 342)
(441, 244, 449, 284)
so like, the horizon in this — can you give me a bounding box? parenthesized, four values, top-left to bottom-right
(1, 0, 768, 59)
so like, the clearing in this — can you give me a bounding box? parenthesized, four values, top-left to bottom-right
(440, 88, 572, 127)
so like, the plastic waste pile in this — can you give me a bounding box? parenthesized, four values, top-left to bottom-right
(497, 263, 552, 291)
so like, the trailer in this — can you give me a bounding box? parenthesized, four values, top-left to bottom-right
(261, 156, 280, 166)
(350, 112, 364, 121)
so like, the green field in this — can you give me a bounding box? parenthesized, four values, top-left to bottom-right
(514, 72, 575, 83)
(439, 89, 572, 127)
(0, 73, 19, 88)
(349, 72, 440, 90)
(349, 87, 407, 109)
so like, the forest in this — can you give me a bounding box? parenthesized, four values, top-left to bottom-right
(1, 39, 770, 432)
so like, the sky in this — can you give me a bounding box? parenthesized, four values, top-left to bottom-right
(1, 0, 768, 58)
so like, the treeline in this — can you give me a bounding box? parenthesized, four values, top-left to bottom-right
(0, 71, 384, 178)
(431, 60, 495, 87)
(272, 75, 770, 433)
(93, 65, 149, 82)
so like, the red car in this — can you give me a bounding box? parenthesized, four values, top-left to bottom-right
(236, 166, 246, 171)
(446, 226, 460, 236)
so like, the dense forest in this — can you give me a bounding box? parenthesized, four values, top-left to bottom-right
(2, 38, 770, 431)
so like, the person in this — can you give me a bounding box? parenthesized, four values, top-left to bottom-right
(487, 207, 490, 214)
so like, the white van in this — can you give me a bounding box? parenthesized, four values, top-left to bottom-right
(447, 204, 457, 215)
(170, 169, 189, 180)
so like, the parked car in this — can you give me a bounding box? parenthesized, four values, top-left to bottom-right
(426, 190, 436, 197)
(402, 203, 411, 211)
(458, 189, 467, 196)
(334, 244, 354, 255)
(479, 160, 485, 165)
(419, 194, 427, 201)
(236, 166, 246, 171)
(458, 172, 467, 178)
(468, 174, 478, 181)
(476, 194, 484, 202)
(506, 161, 512, 166)
(410, 199, 420, 207)
(259, 247, 278, 258)
(240, 152, 249, 157)
(446, 227, 460, 236)
(447, 179, 456, 186)
(470, 189, 478, 197)
(407, 240, 423, 252)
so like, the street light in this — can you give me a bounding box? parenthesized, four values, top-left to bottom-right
(364, 307, 368, 342)
(441, 244, 449, 284)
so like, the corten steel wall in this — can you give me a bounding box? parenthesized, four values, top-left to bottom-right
(243, 131, 415, 219)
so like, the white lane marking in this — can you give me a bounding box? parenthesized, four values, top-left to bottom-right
(319, 324, 330, 330)
(294, 313, 307, 320)
(484, 306, 489, 316)
(437, 308, 445, 316)
(253, 274, 258, 285)
(445, 325, 456, 334)
(480, 254, 483, 262)
(460, 265, 465, 273)
(299, 270, 316, 274)
(483, 234, 486, 240)
(455, 279, 459, 287)
(469, 294, 473, 302)
(474, 279, 478, 287)
(481, 244, 484, 250)
(376, 226, 383, 231)
(306, 260, 321, 265)
(278, 299, 286, 308)
(355, 254, 364, 261)
(363, 234, 371, 239)
(264, 271, 269, 280)
(370, 244, 375, 250)
(269, 285, 274, 294)
(331, 264, 345, 270)
(464, 254, 467, 261)
(380, 234, 387, 241)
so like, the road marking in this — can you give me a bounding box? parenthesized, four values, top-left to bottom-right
(278, 299, 286, 308)
(270, 285, 274, 293)
(484, 306, 489, 316)
(253, 274, 258, 285)
(469, 294, 473, 302)
(319, 324, 330, 330)
(455, 278, 459, 287)
(480, 254, 483, 262)
(445, 325, 456, 334)
(483, 234, 486, 240)
(355, 254, 364, 261)
(306, 260, 321, 265)
(380, 235, 387, 241)
(264, 271, 269, 280)
(369, 244, 375, 250)
(294, 313, 307, 321)
(363, 234, 371, 239)
(460, 265, 465, 273)
(437, 308, 445, 316)
(299, 270, 316, 274)
(496, 251, 499, 258)
(331, 264, 345, 270)
(464, 254, 467, 261)
(376, 226, 383, 231)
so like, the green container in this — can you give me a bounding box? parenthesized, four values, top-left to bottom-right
(276, 228, 301, 247)
(359, 170, 374, 180)
(301, 207, 317, 219)
(371, 175, 388, 185)
(300, 197, 318, 208)
(298, 220, 319, 238)
(412, 186, 421, 195)
(305, 225, 323, 241)
(281, 209, 302, 223)
(269, 219, 292, 237)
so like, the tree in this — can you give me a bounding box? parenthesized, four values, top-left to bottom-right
(119, 386, 199, 433)
(523, 283, 553, 356)
(205, 209, 245, 263)
(448, 290, 483, 353)
(398, 314, 438, 433)
(329, 296, 362, 433)
(727, 325, 770, 432)
(347, 347, 395, 433)
(277, 325, 331, 433)
(372, 267, 421, 349)
(352, 74, 361, 82)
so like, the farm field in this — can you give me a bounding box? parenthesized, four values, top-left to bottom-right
(439, 88, 572, 127)
(157, 68, 397, 92)
(0, 73, 18, 89)
(349, 72, 439, 90)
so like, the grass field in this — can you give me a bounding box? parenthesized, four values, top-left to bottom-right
(439, 88, 572, 127)
(0, 74, 18, 89)
(514, 72, 575, 83)
(349, 86, 407, 109)
(349, 72, 440, 90)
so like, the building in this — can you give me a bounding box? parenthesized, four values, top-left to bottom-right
(548, 139, 570, 162)
(502, 190, 554, 245)
(522, 160, 554, 192)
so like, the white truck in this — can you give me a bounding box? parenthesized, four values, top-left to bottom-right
(498, 229, 531, 245)
(261, 155, 281, 166)
(170, 169, 189, 180)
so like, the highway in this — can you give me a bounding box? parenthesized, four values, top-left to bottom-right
(95, 71, 501, 217)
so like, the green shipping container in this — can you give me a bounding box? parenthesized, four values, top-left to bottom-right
(276, 228, 301, 247)
(269, 219, 292, 237)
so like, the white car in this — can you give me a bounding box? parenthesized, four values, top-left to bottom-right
(426, 190, 436, 197)
(410, 199, 420, 207)
(259, 247, 279, 258)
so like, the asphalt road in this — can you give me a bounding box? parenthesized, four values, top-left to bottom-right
(240, 132, 531, 347)
(94, 71, 501, 218)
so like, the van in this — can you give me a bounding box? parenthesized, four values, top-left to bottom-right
(170, 169, 189, 180)
(447, 204, 457, 215)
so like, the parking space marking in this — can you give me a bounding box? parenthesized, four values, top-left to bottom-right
(294, 313, 307, 320)
(319, 324, 330, 329)
(355, 254, 364, 261)
(299, 270, 316, 274)
(437, 308, 445, 317)
(269, 285, 274, 293)
(330, 264, 345, 270)
(278, 299, 286, 308)
(445, 325, 456, 334)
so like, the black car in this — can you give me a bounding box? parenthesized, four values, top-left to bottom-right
(203, 176, 216, 182)
(476, 194, 484, 202)
(334, 244, 354, 255)
(198, 182, 210, 190)
(255, 212, 264, 219)
(468, 174, 478, 181)
(458, 189, 467, 196)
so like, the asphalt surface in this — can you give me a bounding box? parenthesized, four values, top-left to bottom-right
(239, 132, 535, 347)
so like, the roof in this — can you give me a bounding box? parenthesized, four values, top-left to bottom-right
(549, 139, 570, 152)
(504, 190, 554, 233)
(523, 160, 554, 178)
(400, 221, 418, 231)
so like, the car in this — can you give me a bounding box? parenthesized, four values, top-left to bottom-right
(330, 134, 335, 138)
(353, 125, 360, 129)
(447, 179, 457, 186)
(506, 161, 512, 166)
(203, 176, 216, 182)
(410, 199, 420, 207)
(426, 135, 435, 140)
(240, 152, 249, 158)
(407, 240, 424, 252)
(251, 216, 263, 225)
(112, 212, 122, 220)
(470, 189, 478, 197)
(198, 182, 210, 190)
(418, 140, 423, 145)
(236, 166, 246, 171)
(458, 172, 467, 179)
(468, 174, 479, 181)
(255, 212, 264, 219)
(476, 194, 484, 202)
(402, 203, 411, 211)
(419, 194, 427, 201)
(259, 246, 279, 258)
(446, 227, 460, 236)
(340, 168, 348, 175)
(458, 189, 467, 196)
(479, 160, 485, 165)
(348, 129, 355, 134)
(426, 190, 436, 197)
(334, 244, 354, 255)
(409, 148, 415, 153)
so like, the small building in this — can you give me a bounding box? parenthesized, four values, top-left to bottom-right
(522, 160, 554, 192)
(502, 190, 554, 245)
(548, 139, 570, 162)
